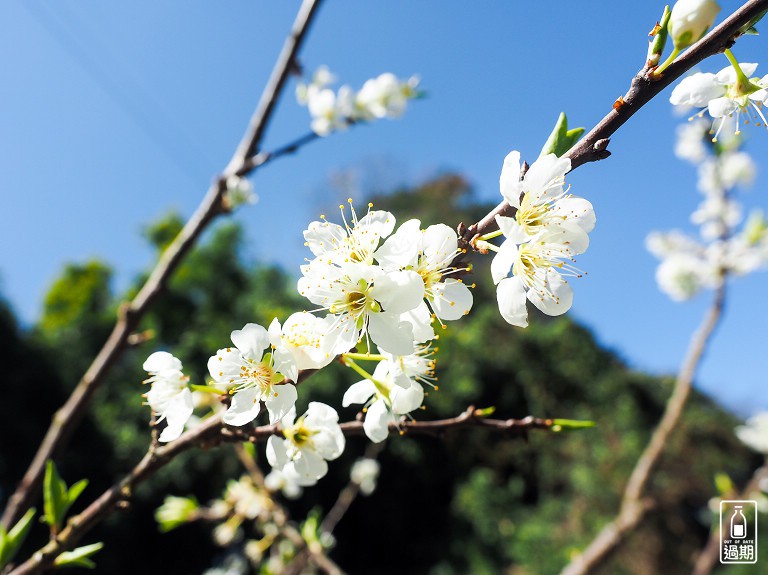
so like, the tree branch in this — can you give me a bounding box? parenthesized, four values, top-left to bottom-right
(460, 0, 768, 245)
(8, 406, 556, 574)
(559, 281, 727, 575)
(1, 0, 325, 531)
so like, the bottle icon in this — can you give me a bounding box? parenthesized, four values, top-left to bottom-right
(730, 505, 747, 539)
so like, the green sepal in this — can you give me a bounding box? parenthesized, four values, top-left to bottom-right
(53, 542, 104, 570)
(739, 9, 766, 35)
(649, 5, 671, 65)
(743, 26, 759, 35)
(539, 113, 584, 158)
(0, 508, 36, 568)
(551, 419, 596, 432)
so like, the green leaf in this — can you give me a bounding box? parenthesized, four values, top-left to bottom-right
(714, 472, 734, 496)
(539, 113, 584, 158)
(648, 5, 671, 64)
(44, 461, 68, 532)
(65, 480, 88, 515)
(474, 406, 496, 417)
(551, 419, 596, 432)
(0, 508, 37, 568)
(53, 542, 103, 570)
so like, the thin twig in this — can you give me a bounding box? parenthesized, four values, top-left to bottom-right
(232, 444, 344, 575)
(559, 281, 727, 575)
(460, 0, 768, 245)
(1, 0, 325, 531)
(10, 405, 552, 574)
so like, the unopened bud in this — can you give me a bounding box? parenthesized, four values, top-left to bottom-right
(669, 0, 720, 50)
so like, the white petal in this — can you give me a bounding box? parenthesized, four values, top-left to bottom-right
(496, 214, 529, 244)
(158, 389, 194, 442)
(265, 384, 298, 424)
(496, 276, 528, 327)
(669, 73, 723, 107)
(490, 239, 518, 285)
(431, 279, 473, 321)
(401, 303, 435, 343)
(523, 154, 570, 198)
(223, 387, 262, 427)
(293, 449, 328, 482)
(368, 312, 415, 356)
(343, 379, 377, 407)
(552, 196, 596, 233)
(499, 151, 523, 207)
(266, 435, 289, 469)
(305, 401, 340, 425)
(391, 381, 424, 414)
(715, 63, 758, 85)
(312, 427, 345, 461)
(374, 219, 421, 270)
(373, 270, 425, 313)
(422, 223, 458, 265)
(527, 269, 574, 316)
(303, 220, 346, 257)
(143, 351, 182, 373)
(272, 347, 298, 383)
(363, 399, 393, 443)
(708, 96, 738, 118)
(268, 318, 282, 347)
(207, 348, 245, 385)
(231, 323, 269, 360)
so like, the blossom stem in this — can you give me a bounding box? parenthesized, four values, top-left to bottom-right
(342, 358, 390, 397)
(342, 352, 387, 362)
(476, 229, 503, 241)
(653, 46, 680, 77)
(724, 48, 754, 94)
(189, 384, 228, 395)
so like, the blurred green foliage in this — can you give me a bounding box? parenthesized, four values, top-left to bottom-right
(0, 175, 762, 574)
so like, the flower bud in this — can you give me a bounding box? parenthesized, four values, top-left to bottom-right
(669, 0, 720, 49)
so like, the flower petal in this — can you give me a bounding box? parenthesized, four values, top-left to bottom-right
(342, 379, 377, 406)
(527, 269, 574, 316)
(490, 239, 518, 285)
(266, 435, 289, 469)
(368, 312, 415, 356)
(496, 276, 528, 327)
(223, 387, 262, 427)
(231, 323, 269, 360)
(499, 151, 523, 207)
(363, 399, 393, 443)
(265, 383, 298, 424)
(374, 218, 421, 270)
(373, 270, 424, 313)
(431, 279, 473, 321)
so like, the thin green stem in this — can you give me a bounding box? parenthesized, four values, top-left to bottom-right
(477, 229, 503, 241)
(652, 46, 680, 77)
(342, 358, 389, 397)
(342, 352, 387, 362)
(190, 384, 227, 395)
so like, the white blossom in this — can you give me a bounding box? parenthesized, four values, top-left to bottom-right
(207, 323, 298, 427)
(670, 62, 768, 140)
(735, 412, 768, 454)
(342, 360, 424, 443)
(350, 458, 380, 496)
(375, 219, 473, 331)
(266, 403, 345, 486)
(143, 351, 194, 442)
(674, 120, 710, 164)
(264, 469, 303, 499)
(355, 73, 420, 120)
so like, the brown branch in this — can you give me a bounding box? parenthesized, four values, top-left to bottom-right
(9, 405, 556, 574)
(691, 463, 768, 575)
(460, 0, 768, 245)
(559, 281, 727, 575)
(1, 0, 325, 531)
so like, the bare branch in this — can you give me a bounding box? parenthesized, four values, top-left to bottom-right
(460, 0, 768, 245)
(1, 0, 325, 530)
(559, 281, 727, 575)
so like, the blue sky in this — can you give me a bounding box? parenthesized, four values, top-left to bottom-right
(1, 1, 766, 416)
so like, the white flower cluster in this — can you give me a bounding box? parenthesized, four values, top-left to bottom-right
(647, 119, 768, 300)
(670, 60, 768, 141)
(735, 412, 768, 454)
(296, 66, 420, 136)
(485, 152, 596, 327)
(298, 201, 473, 442)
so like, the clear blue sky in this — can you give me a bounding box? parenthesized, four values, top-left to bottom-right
(1, 1, 766, 416)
